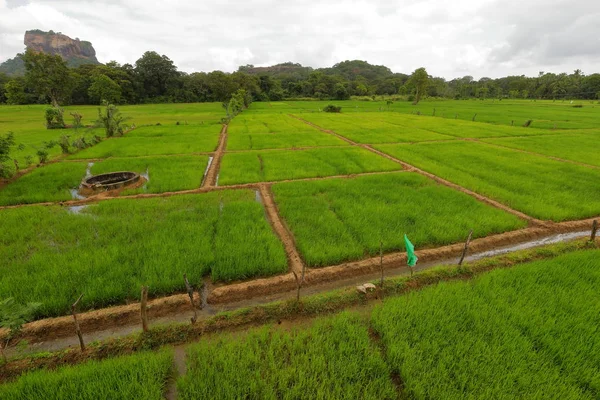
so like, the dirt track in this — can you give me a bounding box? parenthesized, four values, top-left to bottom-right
(258, 184, 305, 274)
(202, 124, 228, 187)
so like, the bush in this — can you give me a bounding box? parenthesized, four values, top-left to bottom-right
(45, 107, 66, 129)
(323, 104, 342, 113)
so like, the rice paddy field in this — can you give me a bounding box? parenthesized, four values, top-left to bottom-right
(0, 98, 599, 321)
(6, 247, 596, 399)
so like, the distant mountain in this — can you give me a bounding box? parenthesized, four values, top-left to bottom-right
(0, 29, 100, 76)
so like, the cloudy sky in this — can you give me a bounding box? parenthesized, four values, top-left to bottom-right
(1, 0, 599, 79)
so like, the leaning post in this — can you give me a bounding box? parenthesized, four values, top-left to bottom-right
(71, 293, 85, 352)
(183, 274, 198, 324)
(458, 230, 474, 266)
(140, 286, 149, 333)
(591, 220, 598, 242)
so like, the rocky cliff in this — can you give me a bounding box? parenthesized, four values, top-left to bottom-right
(0, 29, 99, 76)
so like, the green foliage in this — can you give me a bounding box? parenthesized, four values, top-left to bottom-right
(408, 67, 429, 104)
(178, 312, 397, 399)
(323, 104, 342, 112)
(95, 102, 128, 137)
(0, 297, 41, 360)
(88, 74, 122, 104)
(0, 132, 16, 178)
(4, 79, 27, 105)
(219, 147, 402, 185)
(372, 249, 600, 399)
(44, 106, 66, 129)
(0, 192, 287, 317)
(23, 49, 73, 107)
(0, 350, 173, 399)
(272, 173, 525, 266)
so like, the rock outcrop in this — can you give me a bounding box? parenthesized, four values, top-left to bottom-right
(0, 29, 99, 76)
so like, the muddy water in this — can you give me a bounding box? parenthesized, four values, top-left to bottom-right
(5, 230, 591, 357)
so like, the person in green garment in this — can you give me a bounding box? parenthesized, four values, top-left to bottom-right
(404, 234, 418, 275)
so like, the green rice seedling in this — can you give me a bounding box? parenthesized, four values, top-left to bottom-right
(483, 131, 600, 167)
(126, 123, 221, 137)
(177, 312, 397, 400)
(228, 114, 323, 134)
(375, 140, 600, 221)
(272, 173, 525, 267)
(90, 155, 209, 194)
(67, 134, 218, 159)
(372, 249, 600, 399)
(0, 191, 287, 317)
(218, 147, 402, 185)
(227, 131, 349, 151)
(0, 161, 87, 206)
(0, 350, 173, 399)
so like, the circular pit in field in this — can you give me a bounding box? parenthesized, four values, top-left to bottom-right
(80, 171, 141, 194)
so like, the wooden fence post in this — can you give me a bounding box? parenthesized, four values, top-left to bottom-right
(183, 274, 198, 324)
(379, 241, 384, 287)
(458, 230, 474, 266)
(292, 271, 301, 302)
(591, 220, 598, 242)
(140, 286, 149, 333)
(71, 293, 85, 352)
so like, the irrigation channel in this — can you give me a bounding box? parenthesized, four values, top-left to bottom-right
(5, 229, 591, 358)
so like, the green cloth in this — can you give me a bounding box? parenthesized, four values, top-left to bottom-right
(404, 234, 418, 267)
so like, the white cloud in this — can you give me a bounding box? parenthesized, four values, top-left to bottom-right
(0, 0, 598, 79)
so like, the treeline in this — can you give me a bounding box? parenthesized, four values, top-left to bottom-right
(1, 51, 599, 106)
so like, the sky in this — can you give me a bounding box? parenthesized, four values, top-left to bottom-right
(1, 0, 599, 79)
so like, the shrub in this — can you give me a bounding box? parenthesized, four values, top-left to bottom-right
(45, 107, 66, 129)
(323, 104, 342, 113)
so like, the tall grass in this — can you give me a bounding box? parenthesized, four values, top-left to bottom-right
(91, 155, 209, 194)
(272, 173, 525, 266)
(228, 114, 323, 134)
(372, 249, 600, 399)
(375, 140, 600, 221)
(0, 191, 287, 317)
(177, 312, 397, 399)
(219, 147, 402, 185)
(483, 132, 600, 167)
(0, 350, 173, 400)
(227, 131, 348, 150)
(0, 162, 87, 206)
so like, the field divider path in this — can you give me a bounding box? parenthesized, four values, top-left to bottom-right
(202, 124, 228, 187)
(3, 216, 596, 346)
(0, 170, 406, 210)
(469, 138, 600, 170)
(288, 114, 545, 226)
(258, 183, 305, 274)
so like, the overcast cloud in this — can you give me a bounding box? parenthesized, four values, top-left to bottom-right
(1, 0, 599, 79)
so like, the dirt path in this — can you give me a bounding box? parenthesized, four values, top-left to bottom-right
(165, 346, 187, 400)
(289, 114, 545, 226)
(202, 124, 228, 187)
(3, 217, 595, 349)
(258, 184, 305, 274)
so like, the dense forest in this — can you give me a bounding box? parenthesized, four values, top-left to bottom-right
(1, 50, 599, 106)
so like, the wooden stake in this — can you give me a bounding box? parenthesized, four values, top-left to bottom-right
(591, 220, 598, 242)
(292, 271, 301, 302)
(458, 230, 474, 266)
(71, 293, 85, 352)
(379, 241, 384, 287)
(140, 286, 149, 333)
(472, 113, 477, 121)
(183, 274, 198, 324)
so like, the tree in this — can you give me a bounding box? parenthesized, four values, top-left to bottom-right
(0, 132, 16, 178)
(4, 79, 27, 105)
(134, 51, 179, 99)
(408, 67, 429, 104)
(22, 49, 73, 107)
(0, 298, 41, 362)
(88, 74, 122, 104)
